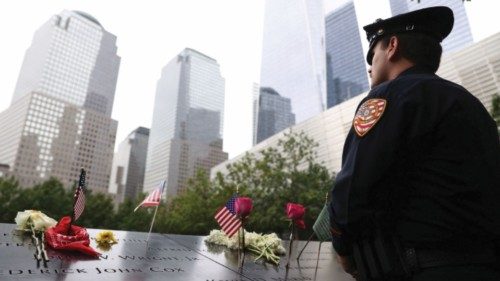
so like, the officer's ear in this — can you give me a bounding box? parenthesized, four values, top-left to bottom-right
(386, 36, 400, 62)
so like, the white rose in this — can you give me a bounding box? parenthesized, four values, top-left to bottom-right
(14, 210, 34, 231)
(14, 210, 57, 232)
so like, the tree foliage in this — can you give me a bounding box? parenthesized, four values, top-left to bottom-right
(215, 130, 334, 237)
(0, 131, 335, 239)
(113, 198, 154, 231)
(0, 177, 21, 222)
(16, 178, 73, 219)
(0, 176, 158, 232)
(156, 170, 220, 235)
(159, 130, 335, 238)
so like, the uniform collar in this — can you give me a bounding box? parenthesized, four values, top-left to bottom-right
(396, 65, 434, 78)
(369, 65, 435, 93)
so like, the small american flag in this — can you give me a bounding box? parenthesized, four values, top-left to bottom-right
(214, 195, 241, 238)
(73, 169, 86, 221)
(313, 205, 333, 241)
(134, 180, 166, 212)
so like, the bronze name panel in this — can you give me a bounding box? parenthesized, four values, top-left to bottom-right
(0, 223, 354, 281)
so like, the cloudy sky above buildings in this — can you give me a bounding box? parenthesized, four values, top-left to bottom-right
(0, 0, 498, 158)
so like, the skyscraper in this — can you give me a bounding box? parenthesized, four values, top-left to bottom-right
(109, 127, 150, 203)
(389, 0, 473, 53)
(254, 87, 295, 144)
(252, 82, 260, 145)
(325, 1, 369, 108)
(260, 0, 326, 126)
(143, 48, 228, 198)
(212, 92, 367, 178)
(0, 11, 120, 192)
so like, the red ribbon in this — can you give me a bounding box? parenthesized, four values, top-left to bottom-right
(44, 216, 100, 257)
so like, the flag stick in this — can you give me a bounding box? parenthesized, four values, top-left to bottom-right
(69, 168, 86, 234)
(297, 232, 315, 260)
(237, 227, 241, 267)
(314, 242, 323, 276)
(239, 220, 245, 268)
(69, 188, 75, 234)
(299, 192, 329, 259)
(146, 204, 159, 244)
(235, 186, 242, 267)
(286, 223, 295, 268)
(70, 181, 76, 223)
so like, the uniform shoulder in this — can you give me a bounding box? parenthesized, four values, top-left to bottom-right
(391, 72, 472, 100)
(390, 72, 488, 117)
(366, 80, 391, 98)
(391, 71, 440, 91)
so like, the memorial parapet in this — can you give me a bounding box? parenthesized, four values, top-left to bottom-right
(0, 223, 354, 281)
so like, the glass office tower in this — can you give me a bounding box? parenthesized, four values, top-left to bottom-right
(255, 87, 295, 144)
(0, 10, 120, 192)
(109, 127, 150, 202)
(325, 1, 369, 108)
(260, 0, 326, 126)
(143, 48, 228, 198)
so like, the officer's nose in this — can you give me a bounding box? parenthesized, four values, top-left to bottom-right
(368, 68, 372, 77)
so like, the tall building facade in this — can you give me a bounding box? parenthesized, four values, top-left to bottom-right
(437, 32, 500, 118)
(0, 11, 120, 192)
(255, 87, 295, 144)
(389, 0, 473, 53)
(212, 92, 367, 178)
(214, 33, 500, 181)
(252, 82, 260, 145)
(109, 127, 150, 203)
(143, 48, 228, 198)
(260, 0, 326, 126)
(325, 1, 369, 108)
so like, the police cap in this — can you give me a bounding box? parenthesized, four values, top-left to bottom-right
(363, 6, 454, 65)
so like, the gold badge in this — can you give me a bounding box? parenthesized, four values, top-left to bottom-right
(353, 98, 387, 137)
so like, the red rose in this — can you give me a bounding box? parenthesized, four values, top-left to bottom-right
(235, 197, 253, 218)
(286, 203, 306, 229)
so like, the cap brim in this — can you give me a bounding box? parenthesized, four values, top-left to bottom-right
(363, 6, 454, 65)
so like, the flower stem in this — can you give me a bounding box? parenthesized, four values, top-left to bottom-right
(30, 224, 42, 261)
(240, 223, 245, 268)
(286, 223, 295, 268)
(40, 231, 49, 262)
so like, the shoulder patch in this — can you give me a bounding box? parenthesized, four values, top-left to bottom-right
(353, 98, 387, 137)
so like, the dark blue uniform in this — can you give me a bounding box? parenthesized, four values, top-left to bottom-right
(328, 66, 500, 279)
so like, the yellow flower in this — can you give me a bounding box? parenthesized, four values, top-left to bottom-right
(95, 230, 118, 245)
(96, 243, 112, 252)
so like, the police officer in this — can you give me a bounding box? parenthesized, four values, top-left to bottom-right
(328, 6, 500, 281)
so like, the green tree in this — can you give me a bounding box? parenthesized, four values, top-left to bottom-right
(0, 177, 21, 222)
(156, 170, 221, 235)
(77, 190, 115, 229)
(218, 130, 334, 237)
(113, 197, 155, 232)
(9, 177, 73, 220)
(1, 177, 118, 229)
(160, 130, 334, 238)
(1, 130, 334, 238)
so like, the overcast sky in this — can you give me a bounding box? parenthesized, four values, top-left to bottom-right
(0, 0, 498, 158)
